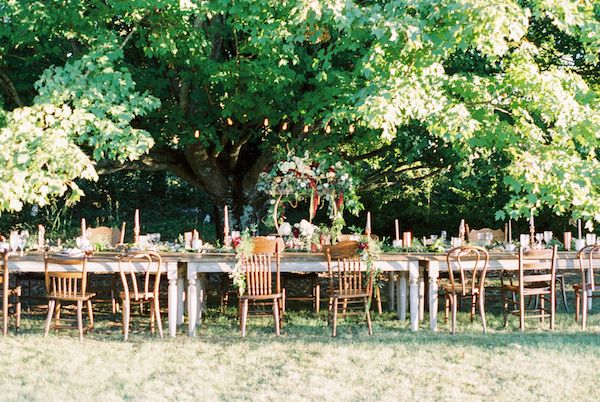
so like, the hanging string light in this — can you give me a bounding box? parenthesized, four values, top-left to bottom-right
(227, 117, 233, 126)
(263, 118, 270, 127)
(348, 124, 355, 134)
(282, 121, 288, 131)
(325, 125, 331, 134)
(303, 124, 309, 133)
(194, 130, 200, 138)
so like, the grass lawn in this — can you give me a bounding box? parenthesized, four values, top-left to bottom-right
(1, 299, 600, 401)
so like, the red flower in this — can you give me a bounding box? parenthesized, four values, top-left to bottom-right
(232, 237, 242, 249)
(292, 227, 300, 238)
(357, 241, 368, 251)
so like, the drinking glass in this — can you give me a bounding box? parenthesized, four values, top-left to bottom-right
(543, 231, 553, 244)
(485, 232, 493, 243)
(440, 231, 447, 242)
(9, 232, 19, 253)
(535, 233, 544, 246)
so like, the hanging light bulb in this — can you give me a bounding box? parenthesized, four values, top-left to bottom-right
(282, 121, 288, 131)
(303, 124, 309, 133)
(194, 130, 200, 138)
(263, 118, 269, 127)
(226, 117, 233, 126)
(325, 125, 331, 134)
(349, 124, 355, 134)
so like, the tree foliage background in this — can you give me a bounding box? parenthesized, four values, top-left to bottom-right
(0, 0, 599, 239)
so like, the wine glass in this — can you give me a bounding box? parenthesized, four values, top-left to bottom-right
(535, 233, 544, 247)
(485, 232, 493, 244)
(543, 231, 553, 245)
(9, 231, 19, 253)
(440, 231, 447, 242)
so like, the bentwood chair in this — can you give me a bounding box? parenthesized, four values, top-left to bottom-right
(44, 254, 95, 341)
(87, 226, 123, 317)
(239, 237, 284, 337)
(118, 252, 163, 340)
(574, 245, 600, 329)
(1, 250, 21, 335)
(443, 246, 489, 334)
(323, 241, 373, 337)
(501, 246, 558, 331)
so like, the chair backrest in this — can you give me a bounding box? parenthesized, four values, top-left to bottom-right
(323, 241, 369, 294)
(118, 252, 162, 301)
(518, 246, 557, 287)
(87, 226, 121, 247)
(242, 237, 281, 296)
(446, 246, 489, 294)
(468, 228, 504, 243)
(578, 245, 600, 290)
(44, 254, 89, 298)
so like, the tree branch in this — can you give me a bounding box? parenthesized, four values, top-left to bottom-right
(0, 70, 23, 107)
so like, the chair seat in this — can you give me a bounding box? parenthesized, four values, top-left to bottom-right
(443, 284, 479, 295)
(573, 283, 600, 292)
(47, 292, 95, 301)
(331, 290, 371, 298)
(502, 284, 550, 295)
(240, 292, 283, 301)
(119, 291, 156, 300)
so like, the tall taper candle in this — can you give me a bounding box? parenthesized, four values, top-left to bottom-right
(529, 210, 534, 228)
(38, 224, 45, 250)
(81, 218, 86, 237)
(365, 212, 371, 236)
(134, 209, 140, 243)
(508, 219, 512, 244)
(394, 219, 400, 241)
(120, 222, 126, 244)
(578, 219, 582, 240)
(223, 206, 230, 236)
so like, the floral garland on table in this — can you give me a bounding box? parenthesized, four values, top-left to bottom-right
(230, 230, 254, 295)
(357, 235, 383, 297)
(256, 151, 362, 229)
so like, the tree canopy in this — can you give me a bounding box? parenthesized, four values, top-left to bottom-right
(0, 0, 599, 229)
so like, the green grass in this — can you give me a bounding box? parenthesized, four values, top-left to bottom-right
(1, 302, 600, 401)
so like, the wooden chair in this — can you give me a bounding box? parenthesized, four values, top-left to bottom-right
(501, 246, 557, 331)
(443, 246, 489, 334)
(44, 254, 95, 341)
(323, 241, 373, 337)
(1, 250, 21, 335)
(574, 245, 600, 329)
(118, 252, 163, 341)
(239, 237, 284, 337)
(87, 226, 121, 248)
(467, 228, 504, 243)
(87, 226, 123, 318)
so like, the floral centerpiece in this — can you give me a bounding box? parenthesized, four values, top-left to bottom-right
(357, 235, 382, 296)
(257, 151, 362, 230)
(230, 230, 254, 295)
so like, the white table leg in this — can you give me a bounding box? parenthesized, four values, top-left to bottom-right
(428, 261, 439, 331)
(177, 276, 185, 326)
(167, 267, 178, 337)
(409, 261, 419, 331)
(397, 272, 407, 321)
(587, 269, 593, 311)
(388, 272, 396, 312)
(187, 273, 198, 337)
(419, 270, 425, 321)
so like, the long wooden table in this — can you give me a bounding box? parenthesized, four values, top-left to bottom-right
(9, 251, 592, 337)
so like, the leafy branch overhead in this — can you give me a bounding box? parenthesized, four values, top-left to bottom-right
(0, 0, 599, 227)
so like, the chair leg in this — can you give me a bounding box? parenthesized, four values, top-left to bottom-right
(2, 289, 8, 336)
(332, 298, 339, 337)
(479, 292, 487, 334)
(582, 291, 588, 330)
(241, 299, 249, 338)
(123, 299, 130, 341)
(551, 290, 556, 330)
(470, 295, 476, 322)
(273, 298, 280, 336)
(76, 300, 84, 342)
(376, 286, 382, 315)
(540, 294, 545, 323)
(150, 300, 156, 334)
(155, 298, 163, 339)
(87, 300, 94, 331)
(501, 288, 509, 327)
(44, 299, 55, 337)
(365, 297, 373, 335)
(451, 294, 457, 335)
(519, 293, 525, 332)
(444, 293, 449, 323)
(575, 290, 580, 323)
(559, 276, 568, 312)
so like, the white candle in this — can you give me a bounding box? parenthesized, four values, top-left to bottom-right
(578, 219, 582, 239)
(529, 210, 534, 228)
(394, 219, 400, 241)
(81, 218, 86, 237)
(365, 212, 371, 235)
(223, 205, 230, 236)
(459, 219, 465, 235)
(134, 209, 140, 242)
(508, 219, 512, 244)
(120, 222, 126, 244)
